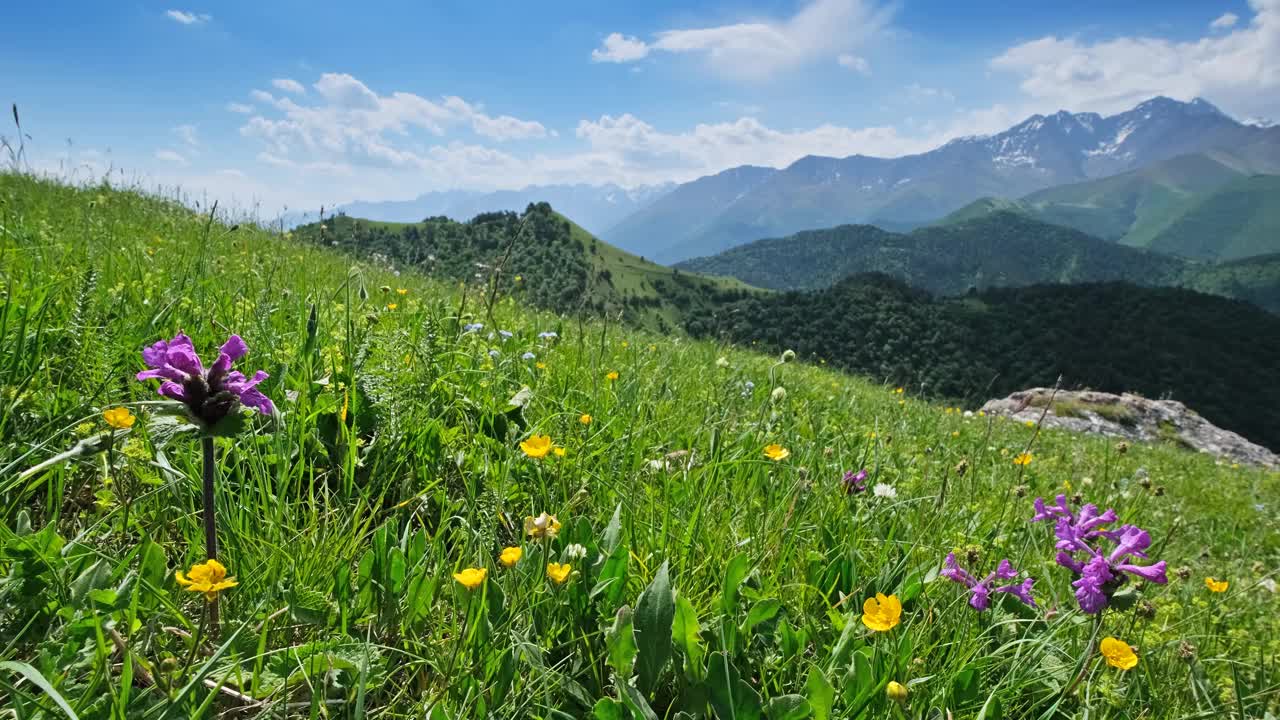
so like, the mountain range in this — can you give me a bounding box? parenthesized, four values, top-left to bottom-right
(332, 182, 674, 237)
(604, 97, 1280, 263)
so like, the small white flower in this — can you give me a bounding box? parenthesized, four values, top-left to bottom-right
(565, 543, 588, 561)
(522, 352, 536, 361)
(873, 483, 897, 499)
(781, 349, 796, 363)
(1260, 578, 1278, 593)
(488, 349, 500, 359)
(716, 356, 730, 368)
(963, 410, 974, 418)
(771, 387, 787, 403)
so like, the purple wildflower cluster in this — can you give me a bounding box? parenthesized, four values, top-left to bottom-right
(137, 333, 274, 427)
(1031, 494, 1167, 614)
(842, 469, 868, 494)
(941, 554, 1036, 611)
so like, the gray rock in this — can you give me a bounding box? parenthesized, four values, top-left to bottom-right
(981, 388, 1278, 469)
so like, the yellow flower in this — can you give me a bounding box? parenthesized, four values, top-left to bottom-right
(520, 434, 553, 458)
(886, 681, 908, 704)
(536, 362, 547, 370)
(546, 562, 572, 584)
(514, 275, 523, 282)
(861, 593, 902, 632)
(386, 303, 398, 310)
(499, 547, 523, 568)
(453, 567, 487, 590)
(103, 407, 136, 429)
(951, 431, 960, 438)
(553, 447, 567, 457)
(579, 413, 593, 425)
(1100, 637, 1138, 670)
(606, 370, 620, 381)
(175, 559, 238, 601)
(396, 288, 408, 295)
(524, 512, 562, 539)
(1024, 420, 1035, 427)
(1013, 452, 1033, 466)
(621, 341, 629, 348)
(763, 444, 790, 461)
(894, 387, 904, 394)
(1205, 577, 1229, 593)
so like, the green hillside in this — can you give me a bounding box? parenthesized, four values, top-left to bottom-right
(2, 174, 1279, 719)
(943, 153, 1280, 261)
(294, 205, 757, 334)
(694, 273, 1280, 449)
(677, 212, 1280, 311)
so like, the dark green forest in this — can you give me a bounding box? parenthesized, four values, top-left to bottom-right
(689, 274, 1280, 450)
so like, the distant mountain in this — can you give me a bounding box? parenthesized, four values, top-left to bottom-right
(604, 166, 777, 262)
(943, 152, 1280, 261)
(605, 96, 1279, 264)
(675, 212, 1280, 313)
(331, 183, 675, 237)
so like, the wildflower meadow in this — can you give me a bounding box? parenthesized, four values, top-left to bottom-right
(1, 173, 1278, 717)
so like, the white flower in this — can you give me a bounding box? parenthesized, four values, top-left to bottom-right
(771, 387, 787, 403)
(873, 483, 897, 499)
(522, 352, 536, 361)
(1260, 577, 1278, 593)
(565, 543, 588, 561)
(488, 349, 500, 359)
(781, 349, 796, 363)
(717, 356, 730, 368)
(963, 410, 974, 418)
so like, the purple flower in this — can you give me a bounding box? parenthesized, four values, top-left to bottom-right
(941, 554, 1036, 611)
(842, 469, 868, 494)
(136, 333, 274, 427)
(1031, 494, 1167, 614)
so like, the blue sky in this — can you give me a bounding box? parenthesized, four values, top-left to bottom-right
(3, 0, 1274, 214)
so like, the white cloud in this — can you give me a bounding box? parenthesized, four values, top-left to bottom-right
(592, 33, 650, 63)
(272, 78, 306, 95)
(990, 0, 1280, 118)
(1210, 12, 1239, 30)
(155, 149, 189, 166)
(226, 102, 254, 114)
(837, 54, 870, 74)
(249, 89, 276, 104)
(165, 10, 210, 25)
(172, 124, 199, 147)
(591, 0, 894, 80)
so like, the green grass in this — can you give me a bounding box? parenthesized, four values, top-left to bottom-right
(1, 173, 1278, 718)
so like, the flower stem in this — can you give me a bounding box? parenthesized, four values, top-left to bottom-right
(201, 435, 219, 629)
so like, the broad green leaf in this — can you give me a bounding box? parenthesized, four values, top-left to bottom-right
(633, 561, 675, 695)
(707, 651, 763, 720)
(69, 558, 112, 609)
(138, 538, 167, 589)
(765, 694, 811, 720)
(743, 598, 781, 637)
(977, 691, 1003, 720)
(672, 594, 705, 679)
(806, 667, 835, 720)
(620, 681, 661, 720)
(721, 553, 751, 614)
(387, 547, 407, 594)
(593, 698, 626, 720)
(607, 606, 638, 678)
(602, 503, 625, 554)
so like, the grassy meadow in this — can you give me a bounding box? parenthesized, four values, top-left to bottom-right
(0, 173, 1278, 718)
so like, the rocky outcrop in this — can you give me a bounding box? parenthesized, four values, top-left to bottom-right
(981, 388, 1278, 469)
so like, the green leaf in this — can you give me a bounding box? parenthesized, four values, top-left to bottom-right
(826, 616, 861, 672)
(602, 502, 625, 554)
(765, 694, 812, 720)
(633, 561, 674, 695)
(620, 681, 661, 720)
(722, 553, 751, 614)
(607, 606, 638, 678)
(977, 691, 1003, 720)
(593, 698, 626, 720)
(387, 547, 407, 594)
(0, 661, 79, 720)
(672, 594, 705, 679)
(743, 598, 782, 637)
(69, 558, 112, 609)
(707, 652, 763, 720)
(138, 538, 167, 589)
(805, 668, 835, 720)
